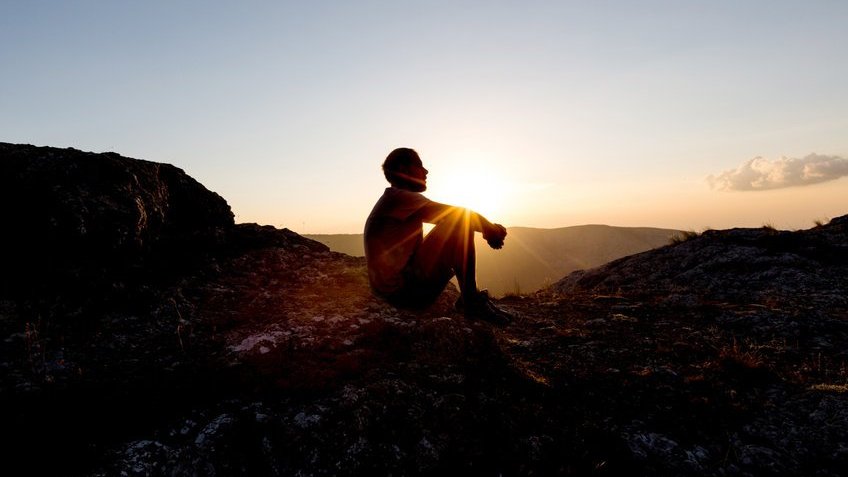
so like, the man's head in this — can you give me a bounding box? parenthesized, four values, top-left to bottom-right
(383, 147, 428, 192)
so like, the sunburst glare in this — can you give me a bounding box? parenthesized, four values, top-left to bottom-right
(427, 156, 512, 219)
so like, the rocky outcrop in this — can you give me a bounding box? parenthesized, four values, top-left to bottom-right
(2, 143, 848, 476)
(552, 216, 848, 311)
(81, 224, 848, 477)
(0, 143, 234, 293)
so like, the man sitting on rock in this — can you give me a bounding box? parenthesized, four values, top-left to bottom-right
(364, 147, 513, 324)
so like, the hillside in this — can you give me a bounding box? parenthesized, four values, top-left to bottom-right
(2, 143, 847, 476)
(307, 225, 678, 296)
(552, 220, 848, 309)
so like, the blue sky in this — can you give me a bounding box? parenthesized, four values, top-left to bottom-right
(2, 1, 847, 232)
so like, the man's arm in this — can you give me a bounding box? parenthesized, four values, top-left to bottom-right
(416, 201, 508, 249)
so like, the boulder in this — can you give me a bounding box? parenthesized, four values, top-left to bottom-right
(0, 143, 234, 292)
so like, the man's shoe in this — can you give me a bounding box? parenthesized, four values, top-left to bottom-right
(455, 289, 490, 312)
(461, 290, 513, 325)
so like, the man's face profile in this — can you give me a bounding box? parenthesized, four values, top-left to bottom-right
(401, 159, 428, 192)
(390, 155, 428, 192)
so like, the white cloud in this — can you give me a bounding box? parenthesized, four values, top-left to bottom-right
(708, 154, 848, 191)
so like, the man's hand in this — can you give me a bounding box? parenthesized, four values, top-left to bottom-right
(483, 223, 507, 249)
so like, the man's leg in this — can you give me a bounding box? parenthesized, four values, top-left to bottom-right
(410, 208, 479, 303)
(405, 208, 512, 323)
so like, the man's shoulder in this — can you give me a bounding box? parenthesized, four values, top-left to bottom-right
(385, 186, 422, 197)
(367, 186, 432, 225)
(383, 187, 430, 203)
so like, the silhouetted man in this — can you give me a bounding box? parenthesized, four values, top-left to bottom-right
(364, 147, 512, 324)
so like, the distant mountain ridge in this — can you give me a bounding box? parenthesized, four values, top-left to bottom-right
(307, 224, 679, 296)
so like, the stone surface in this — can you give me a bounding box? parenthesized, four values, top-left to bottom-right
(552, 219, 848, 312)
(2, 144, 847, 476)
(0, 143, 233, 294)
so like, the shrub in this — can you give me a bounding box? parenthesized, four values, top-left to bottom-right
(670, 230, 699, 245)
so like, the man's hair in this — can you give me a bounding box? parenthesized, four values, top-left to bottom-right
(382, 147, 420, 185)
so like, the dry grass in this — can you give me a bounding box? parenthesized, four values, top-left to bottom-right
(670, 230, 700, 245)
(809, 383, 848, 393)
(717, 337, 766, 369)
(761, 223, 781, 235)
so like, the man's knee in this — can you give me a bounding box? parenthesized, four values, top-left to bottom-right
(427, 209, 474, 244)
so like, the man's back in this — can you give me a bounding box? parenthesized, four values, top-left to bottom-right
(364, 186, 432, 294)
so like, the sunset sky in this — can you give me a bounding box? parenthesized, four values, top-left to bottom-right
(2, 1, 847, 233)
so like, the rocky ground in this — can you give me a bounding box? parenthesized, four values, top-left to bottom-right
(2, 144, 847, 476)
(4, 220, 848, 476)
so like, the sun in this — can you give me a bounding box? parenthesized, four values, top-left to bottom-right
(427, 160, 510, 219)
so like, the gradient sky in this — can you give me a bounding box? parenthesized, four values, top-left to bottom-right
(2, 1, 847, 233)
